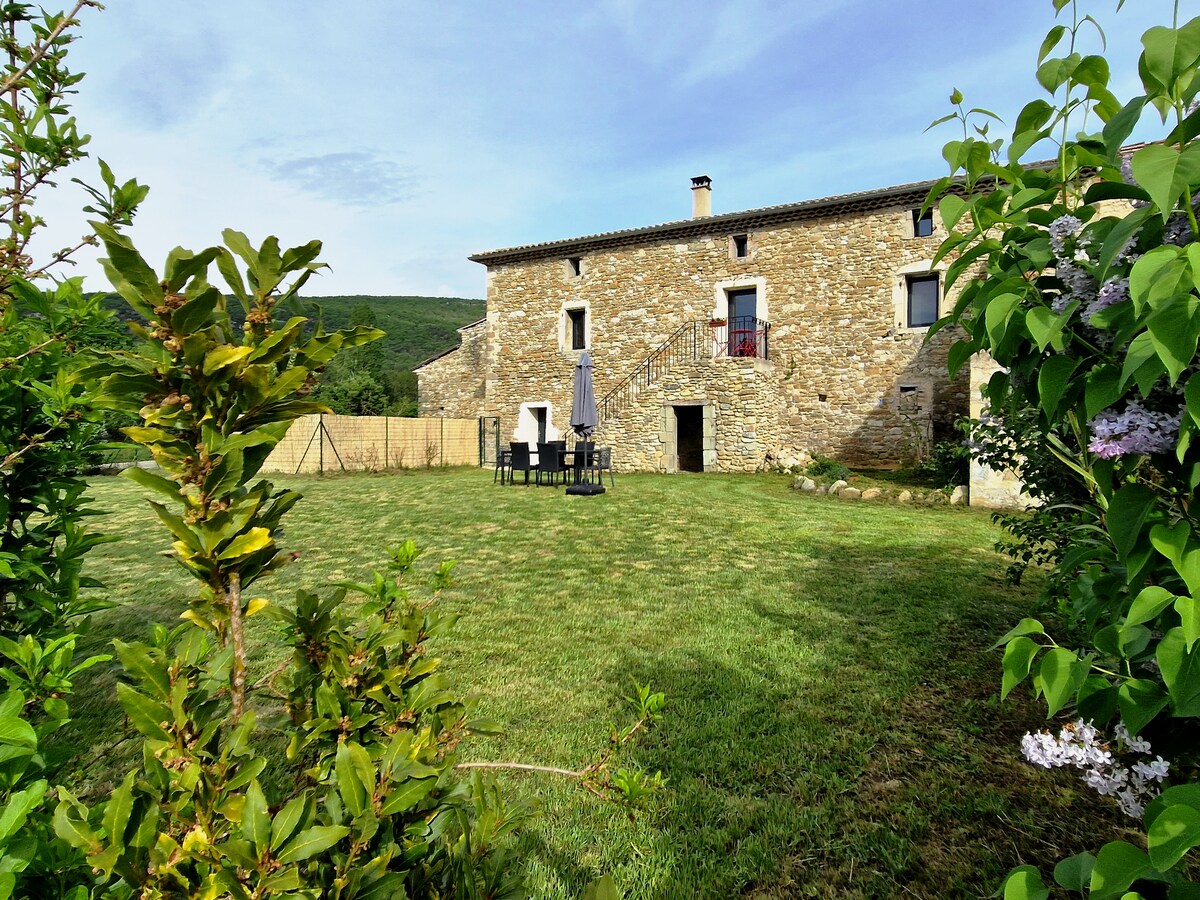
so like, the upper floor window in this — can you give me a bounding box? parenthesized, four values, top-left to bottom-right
(566, 257, 582, 277)
(912, 208, 934, 238)
(731, 234, 750, 258)
(906, 273, 939, 328)
(567, 308, 587, 350)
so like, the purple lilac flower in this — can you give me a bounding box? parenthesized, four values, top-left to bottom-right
(1164, 192, 1200, 246)
(1055, 258, 1097, 303)
(1083, 277, 1129, 319)
(1049, 215, 1085, 256)
(1087, 401, 1181, 459)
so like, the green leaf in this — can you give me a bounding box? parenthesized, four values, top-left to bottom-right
(1130, 143, 1200, 221)
(1107, 484, 1156, 562)
(113, 640, 170, 698)
(204, 449, 244, 501)
(938, 194, 968, 230)
(1141, 21, 1200, 95)
(115, 683, 171, 741)
(1037, 355, 1077, 416)
(202, 344, 253, 376)
(1159, 627, 1200, 716)
(0, 717, 36, 749)
(0, 780, 47, 842)
(1038, 25, 1066, 64)
(985, 293, 1022, 349)
(1104, 97, 1148, 152)
(276, 824, 350, 864)
(1150, 523, 1200, 595)
(1090, 841, 1152, 899)
(1187, 373, 1200, 430)
(101, 772, 135, 852)
(584, 875, 622, 900)
(218, 527, 272, 561)
(1002, 637, 1040, 699)
(1053, 851, 1095, 891)
(1118, 679, 1169, 737)
(120, 465, 182, 502)
(1098, 203, 1154, 282)
(1178, 596, 1200, 651)
(1086, 367, 1125, 420)
(1120, 332, 1163, 395)
(52, 800, 99, 853)
(270, 796, 309, 851)
(993, 617, 1046, 648)
(1026, 306, 1069, 352)
(1125, 586, 1178, 630)
(93, 221, 164, 316)
(242, 780, 270, 851)
(1002, 865, 1050, 900)
(1037, 648, 1089, 717)
(1147, 294, 1200, 385)
(1037, 53, 1081, 94)
(336, 741, 369, 818)
(1148, 802, 1200, 872)
(379, 776, 436, 815)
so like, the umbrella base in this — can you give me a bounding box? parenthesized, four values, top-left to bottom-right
(565, 483, 605, 497)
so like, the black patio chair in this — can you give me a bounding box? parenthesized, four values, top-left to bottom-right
(508, 442, 536, 485)
(536, 442, 567, 486)
(574, 440, 595, 483)
(589, 447, 615, 487)
(493, 448, 511, 484)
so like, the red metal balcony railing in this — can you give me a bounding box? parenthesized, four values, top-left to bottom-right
(713, 316, 770, 359)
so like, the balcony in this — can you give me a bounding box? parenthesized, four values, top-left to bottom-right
(712, 316, 770, 360)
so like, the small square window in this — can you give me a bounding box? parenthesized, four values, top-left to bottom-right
(912, 208, 934, 238)
(731, 234, 749, 258)
(567, 257, 582, 277)
(567, 308, 586, 350)
(906, 274, 939, 328)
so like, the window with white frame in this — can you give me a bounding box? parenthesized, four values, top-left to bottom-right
(567, 308, 586, 350)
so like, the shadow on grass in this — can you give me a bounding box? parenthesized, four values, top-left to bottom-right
(507, 548, 1133, 899)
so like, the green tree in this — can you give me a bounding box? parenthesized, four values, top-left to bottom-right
(929, 0, 1200, 894)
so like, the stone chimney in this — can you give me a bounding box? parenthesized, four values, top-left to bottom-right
(691, 175, 712, 218)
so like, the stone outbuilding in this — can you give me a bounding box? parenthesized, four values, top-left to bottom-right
(418, 174, 973, 474)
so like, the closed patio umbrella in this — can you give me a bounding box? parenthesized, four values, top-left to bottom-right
(570, 351, 598, 439)
(567, 351, 603, 495)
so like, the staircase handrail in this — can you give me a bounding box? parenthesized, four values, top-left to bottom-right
(598, 320, 704, 422)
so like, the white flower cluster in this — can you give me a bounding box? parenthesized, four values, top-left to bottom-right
(1020, 719, 1169, 818)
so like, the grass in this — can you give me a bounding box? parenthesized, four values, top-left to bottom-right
(66, 469, 1136, 899)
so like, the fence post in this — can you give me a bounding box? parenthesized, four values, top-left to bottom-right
(439, 408, 445, 467)
(385, 416, 389, 471)
(318, 414, 324, 474)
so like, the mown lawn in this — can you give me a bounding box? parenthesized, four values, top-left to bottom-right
(66, 469, 1135, 899)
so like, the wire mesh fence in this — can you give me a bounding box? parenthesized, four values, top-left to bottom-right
(262, 414, 481, 474)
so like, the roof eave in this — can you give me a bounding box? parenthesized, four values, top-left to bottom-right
(468, 177, 951, 266)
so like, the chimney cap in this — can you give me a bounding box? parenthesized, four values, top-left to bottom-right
(691, 175, 712, 189)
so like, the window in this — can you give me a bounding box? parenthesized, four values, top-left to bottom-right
(731, 234, 749, 258)
(567, 308, 586, 350)
(906, 274, 939, 327)
(912, 208, 934, 238)
(567, 257, 581, 277)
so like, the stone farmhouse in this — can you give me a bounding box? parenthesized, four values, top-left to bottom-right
(416, 174, 974, 475)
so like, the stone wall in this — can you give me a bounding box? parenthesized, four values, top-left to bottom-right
(475, 202, 970, 471)
(415, 320, 487, 418)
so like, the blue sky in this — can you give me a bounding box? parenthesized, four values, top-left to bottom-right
(32, 0, 1185, 299)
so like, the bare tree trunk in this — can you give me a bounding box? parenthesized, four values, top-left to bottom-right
(226, 571, 247, 722)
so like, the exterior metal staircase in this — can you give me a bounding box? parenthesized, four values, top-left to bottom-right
(597, 317, 771, 423)
(598, 321, 706, 423)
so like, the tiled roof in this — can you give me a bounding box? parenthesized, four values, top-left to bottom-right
(468, 176, 947, 265)
(411, 318, 485, 371)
